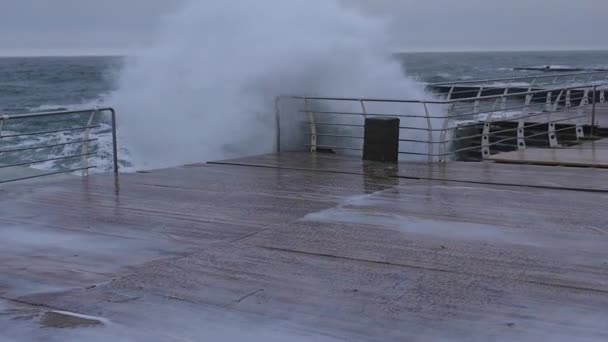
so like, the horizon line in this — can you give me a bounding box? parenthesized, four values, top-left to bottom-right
(0, 47, 607, 58)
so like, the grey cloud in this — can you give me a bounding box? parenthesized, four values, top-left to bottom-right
(0, 0, 184, 54)
(351, 0, 608, 50)
(0, 0, 606, 55)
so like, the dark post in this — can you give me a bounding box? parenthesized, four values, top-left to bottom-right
(591, 86, 597, 137)
(363, 117, 400, 163)
(110, 109, 119, 174)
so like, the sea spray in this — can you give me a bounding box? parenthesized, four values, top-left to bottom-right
(112, 0, 435, 170)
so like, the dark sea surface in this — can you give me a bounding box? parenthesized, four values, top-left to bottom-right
(3, 51, 608, 114)
(0, 50, 607, 173)
(400, 50, 608, 84)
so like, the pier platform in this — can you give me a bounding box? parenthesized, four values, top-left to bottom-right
(1, 152, 608, 341)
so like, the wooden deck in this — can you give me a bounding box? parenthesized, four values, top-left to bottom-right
(489, 138, 608, 168)
(1, 153, 608, 341)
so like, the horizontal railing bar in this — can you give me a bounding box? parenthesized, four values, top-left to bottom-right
(302, 122, 365, 128)
(397, 124, 587, 157)
(307, 109, 590, 140)
(286, 84, 602, 108)
(451, 113, 589, 141)
(432, 79, 606, 97)
(449, 102, 569, 116)
(284, 95, 444, 104)
(0, 125, 100, 139)
(430, 71, 608, 86)
(454, 105, 586, 126)
(442, 85, 598, 104)
(305, 133, 363, 139)
(304, 144, 362, 151)
(0, 138, 98, 154)
(0, 152, 97, 169)
(299, 94, 589, 120)
(0, 166, 96, 184)
(449, 125, 582, 156)
(399, 138, 441, 144)
(397, 151, 436, 156)
(299, 109, 434, 119)
(318, 112, 590, 146)
(300, 99, 592, 127)
(447, 93, 589, 113)
(400, 126, 447, 132)
(1, 107, 114, 120)
(448, 101, 591, 119)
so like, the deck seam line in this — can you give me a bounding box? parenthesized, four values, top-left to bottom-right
(208, 161, 608, 194)
(259, 246, 608, 295)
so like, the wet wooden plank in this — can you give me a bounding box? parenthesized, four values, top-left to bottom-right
(16, 239, 608, 341)
(2, 153, 608, 340)
(213, 152, 608, 191)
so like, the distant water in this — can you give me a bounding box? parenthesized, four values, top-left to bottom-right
(399, 50, 608, 84)
(0, 56, 123, 114)
(0, 51, 607, 172)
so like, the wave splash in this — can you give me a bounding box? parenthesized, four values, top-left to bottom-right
(112, 0, 429, 170)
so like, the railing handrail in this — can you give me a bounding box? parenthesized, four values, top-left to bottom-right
(282, 82, 608, 106)
(0, 107, 119, 184)
(2, 107, 115, 120)
(283, 95, 444, 104)
(429, 70, 608, 87)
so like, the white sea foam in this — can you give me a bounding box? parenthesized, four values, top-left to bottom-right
(111, 0, 437, 170)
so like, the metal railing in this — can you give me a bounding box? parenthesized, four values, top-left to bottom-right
(275, 80, 608, 163)
(0, 108, 118, 184)
(428, 71, 608, 102)
(431, 70, 608, 87)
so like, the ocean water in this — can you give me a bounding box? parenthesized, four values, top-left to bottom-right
(0, 51, 607, 173)
(400, 50, 608, 84)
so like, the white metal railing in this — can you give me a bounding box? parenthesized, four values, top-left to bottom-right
(0, 108, 118, 184)
(431, 70, 608, 87)
(275, 81, 607, 162)
(429, 70, 608, 102)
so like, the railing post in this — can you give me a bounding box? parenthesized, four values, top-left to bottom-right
(359, 100, 368, 118)
(545, 91, 553, 112)
(423, 103, 433, 163)
(481, 122, 492, 159)
(473, 86, 483, 114)
(0, 115, 7, 138)
(591, 86, 597, 137)
(447, 86, 455, 101)
(581, 89, 590, 106)
(305, 99, 317, 153)
(500, 88, 508, 111)
(274, 97, 281, 153)
(552, 90, 563, 111)
(524, 87, 533, 110)
(110, 109, 119, 174)
(517, 121, 526, 150)
(548, 122, 558, 147)
(81, 110, 96, 176)
(439, 105, 451, 163)
(481, 109, 496, 159)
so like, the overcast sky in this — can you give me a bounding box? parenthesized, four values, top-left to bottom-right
(0, 0, 606, 55)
